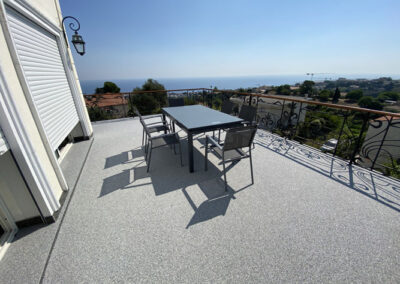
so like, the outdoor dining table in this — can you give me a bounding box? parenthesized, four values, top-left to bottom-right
(162, 105, 243, 172)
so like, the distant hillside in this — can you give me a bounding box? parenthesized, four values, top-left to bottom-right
(315, 77, 400, 97)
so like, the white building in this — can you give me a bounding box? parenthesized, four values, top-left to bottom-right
(0, 0, 92, 255)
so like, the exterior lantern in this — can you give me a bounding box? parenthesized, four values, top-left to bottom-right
(62, 16, 86, 56)
(71, 32, 85, 56)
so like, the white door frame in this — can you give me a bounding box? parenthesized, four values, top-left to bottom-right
(0, 63, 60, 216)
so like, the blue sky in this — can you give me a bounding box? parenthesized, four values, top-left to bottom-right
(60, 0, 400, 81)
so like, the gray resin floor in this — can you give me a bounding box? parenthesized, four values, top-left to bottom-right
(1, 117, 400, 283)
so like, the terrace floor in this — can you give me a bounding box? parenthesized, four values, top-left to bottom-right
(1, 117, 400, 283)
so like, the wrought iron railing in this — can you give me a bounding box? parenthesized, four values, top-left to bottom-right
(84, 88, 400, 179)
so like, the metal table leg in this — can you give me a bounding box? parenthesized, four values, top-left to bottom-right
(188, 132, 194, 172)
(162, 114, 167, 134)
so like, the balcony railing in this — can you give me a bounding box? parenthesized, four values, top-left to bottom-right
(84, 88, 400, 180)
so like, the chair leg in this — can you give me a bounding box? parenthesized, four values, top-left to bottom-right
(144, 134, 148, 153)
(249, 149, 254, 184)
(147, 146, 152, 172)
(179, 142, 183, 166)
(144, 135, 148, 154)
(205, 136, 208, 171)
(222, 152, 227, 191)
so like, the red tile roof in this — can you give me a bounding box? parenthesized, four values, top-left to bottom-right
(85, 93, 128, 108)
(374, 116, 400, 121)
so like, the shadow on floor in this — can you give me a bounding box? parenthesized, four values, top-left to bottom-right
(255, 131, 400, 213)
(182, 187, 232, 228)
(11, 223, 48, 242)
(104, 148, 144, 169)
(101, 139, 252, 227)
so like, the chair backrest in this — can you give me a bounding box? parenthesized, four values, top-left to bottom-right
(239, 105, 257, 123)
(139, 116, 150, 135)
(221, 100, 234, 114)
(168, 97, 185, 107)
(223, 125, 257, 151)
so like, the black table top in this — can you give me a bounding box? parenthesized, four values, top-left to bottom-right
(162, 105, 243, 132)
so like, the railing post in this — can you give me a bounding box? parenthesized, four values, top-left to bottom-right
(279, 100, 286, 129)
(128, 92, 133, 117)
(350, 113, 369, 165)
(371, 116, 393, 170)
(296, 102, 303, 127)
(333, 111, 348, 157)
(249, 94, 252, 106)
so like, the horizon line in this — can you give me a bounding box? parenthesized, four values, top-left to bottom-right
(80, 73, 400, 82)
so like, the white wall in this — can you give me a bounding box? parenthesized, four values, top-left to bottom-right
(0, 152, 39, 222)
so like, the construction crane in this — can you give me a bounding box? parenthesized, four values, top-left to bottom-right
(306, 73, 331, 81)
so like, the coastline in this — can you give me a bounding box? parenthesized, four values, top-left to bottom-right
(80, 74, 400, 94)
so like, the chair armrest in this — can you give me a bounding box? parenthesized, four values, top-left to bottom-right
(145, 121, 167, 126)
(241, 120, 258, 126)
(142, 114, 163, 121)
(206, 135, 223, 151)
(150, 132, 178, 140)
(142, 113, 163, 119)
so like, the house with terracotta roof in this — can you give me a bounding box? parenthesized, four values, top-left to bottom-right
(84, 93, 129, 118)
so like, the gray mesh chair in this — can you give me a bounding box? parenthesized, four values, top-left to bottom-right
(221, 100, 235, 114)
(142, 120, 183, 172)
(239, 105, 257, 125)
(168, 97, 185, 107)
(216, 100, 235, 141)
(205, 125, 257, 191)
(167, 97, 185, 130)
(133, 106, 169, 146)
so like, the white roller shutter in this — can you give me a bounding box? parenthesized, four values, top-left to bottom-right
(0, 127, 10, 156)
(6, 7, 79, 151)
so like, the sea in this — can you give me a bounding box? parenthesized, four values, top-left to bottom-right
(80, 74, 399, 94)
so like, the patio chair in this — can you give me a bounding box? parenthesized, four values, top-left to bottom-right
(205, 125, 257, 191)
(168, 97, 185, 107)
(215, 99, 235, 141)
(133, 106, 169, 146)
(167, 97, 185, 130)
(239, 105, 257, 125)
(221, 99, 235, 115)
(217, 102, 257, 142)
(142, 121, 183, 172)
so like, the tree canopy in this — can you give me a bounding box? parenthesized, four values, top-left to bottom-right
(377, 91, 399, 102)
(95, 81, 121, 94)
(332, 87, 341, 103)
(299, 80, 315, 96)
(276, 84, 291, 96)
(357, 96, 383, 110)
(318, 90, 332, 102)
(345, 89, 363, 102)
(129, 79, 167, 115)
